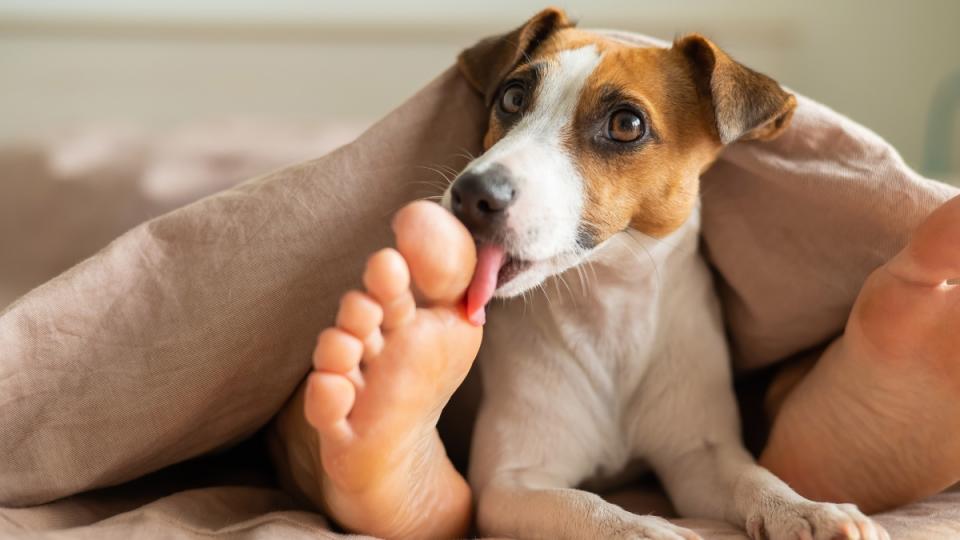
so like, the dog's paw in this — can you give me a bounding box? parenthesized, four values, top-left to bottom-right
(746, 501, 888, 540)
(609, 515, 702, 540)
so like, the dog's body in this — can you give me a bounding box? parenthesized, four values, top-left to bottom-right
(444, 9, 883, 539)
(472, 210, 873, 539)
(473, 212, 728, 493)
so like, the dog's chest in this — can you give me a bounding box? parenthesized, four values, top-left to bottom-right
(482, 226, 700, 477)
(548, 260, 663, 392)
(485, 221, 703, 404)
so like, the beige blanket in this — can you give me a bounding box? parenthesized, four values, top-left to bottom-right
(1, 30, 958, 539)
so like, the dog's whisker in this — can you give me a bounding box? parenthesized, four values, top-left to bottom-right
(553, 274, 563, 298)
(540, 282, 556, 313)
(579, 265, 588, 295)
(408, 180, 450, 189)
(586, 264, 597, 293)
(453, 147, 478, 163)
(618, 233, 661, 289)
(549, 274, 571, 309)
(558, 273, 578, 306)
(435, 164, 461, 176)
(571, 264, 586, 297)
(581, 263, 594, 295)
(423, 162, 460, 179)
(415, 165, 456, 184)
(380, 183, 446, 218)
(454, 145, 477, 159)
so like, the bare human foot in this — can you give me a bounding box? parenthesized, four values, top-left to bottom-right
(271, 201, 482, 538)
(761, 195, 960, 513)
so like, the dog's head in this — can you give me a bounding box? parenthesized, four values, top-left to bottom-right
(444, 8, 796, 316)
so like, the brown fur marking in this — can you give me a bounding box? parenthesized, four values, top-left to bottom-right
(462, 12, 796, 244)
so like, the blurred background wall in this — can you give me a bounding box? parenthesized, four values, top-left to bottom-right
(1, 0, 959, 182)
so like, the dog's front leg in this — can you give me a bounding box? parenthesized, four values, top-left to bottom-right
(469, 380, 701, 540)
(653, 440, 884, 540)
(637, 365, 885, 539)
(477, 470, 701, 540)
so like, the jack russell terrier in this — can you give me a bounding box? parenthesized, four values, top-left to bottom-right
(442, 8, 885, 540)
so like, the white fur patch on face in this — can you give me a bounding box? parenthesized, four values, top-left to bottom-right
(445, 45, 602, 298)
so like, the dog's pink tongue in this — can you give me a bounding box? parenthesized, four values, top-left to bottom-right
(466, 244, 506, 326)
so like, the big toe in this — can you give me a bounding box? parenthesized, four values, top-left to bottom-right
(889, 195, 960, 286)
(392, 201, 476, 305)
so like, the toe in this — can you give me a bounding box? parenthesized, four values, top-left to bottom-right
(314, 328, 363, 374)
(854, 521, 879, 540)
(888, 195, 960, 286)
(838, 504, 883, 540)
(336, 290, 383, 338)
(304, 372, 355, 442)
(745, 515, 765, 540)
(363, 248, 417, 331)
(667, 524, 703, 540)
(336, 290, 386, 357)
(807, 505, 861, 540)
(393, 201, 476, 305)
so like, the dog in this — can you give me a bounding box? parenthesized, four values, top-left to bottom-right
(442, 8, 886, 540)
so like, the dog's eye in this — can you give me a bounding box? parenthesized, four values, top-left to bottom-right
(607, 110, 646, 142)
(499, 83, 526, 114)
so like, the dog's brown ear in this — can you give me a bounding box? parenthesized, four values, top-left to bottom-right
(458, 7, 574, 104)
(675, 34, 797, 144)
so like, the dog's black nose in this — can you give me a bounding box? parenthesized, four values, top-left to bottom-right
(450, 165, 516, 236)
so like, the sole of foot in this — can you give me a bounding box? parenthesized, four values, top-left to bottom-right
(762, 195, 960, 513)
(304, 201, 482, 538)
